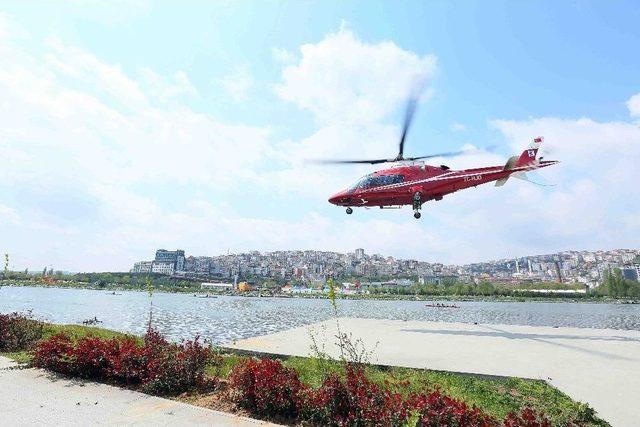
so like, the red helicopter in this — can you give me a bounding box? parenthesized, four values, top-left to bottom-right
(322, 96, 559, 219)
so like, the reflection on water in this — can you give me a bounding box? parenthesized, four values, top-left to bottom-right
(1, 286, 639, 344)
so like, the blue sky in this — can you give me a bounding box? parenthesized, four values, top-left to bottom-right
(1, 1, 639, 271)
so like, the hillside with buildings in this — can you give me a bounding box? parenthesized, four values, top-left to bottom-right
(132, 248, 640, 289)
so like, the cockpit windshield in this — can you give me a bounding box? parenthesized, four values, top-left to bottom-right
(348, 173, 405, 191)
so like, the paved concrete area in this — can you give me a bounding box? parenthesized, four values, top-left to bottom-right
(227, 318, 640, 427)
(0, 356, 278, 426)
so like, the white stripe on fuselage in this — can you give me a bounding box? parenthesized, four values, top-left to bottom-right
(364, 165, 533, 194)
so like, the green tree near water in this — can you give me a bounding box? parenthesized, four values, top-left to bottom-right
(600, 268, 640, 298)
(3, 254, 8, 275)
(2, 253, 8, 282)
(146, 276, 154, 331)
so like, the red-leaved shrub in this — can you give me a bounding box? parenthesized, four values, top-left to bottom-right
(142, 329, 213, 394)
(107, 338, 147, 385)
(229, 358, 304, 418)
(32, 329, 213, 395)
(298, 365, 408, 426)
(406, 391, 498, 427)
(0, 312, 44, 352)
(503, 407, 551, 427)
(228, 361, 501, 427)
(32, 333, 76, 374)
(72, 336, 117, 379)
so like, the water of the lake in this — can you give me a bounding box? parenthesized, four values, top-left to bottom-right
(1, 286, 639, 344)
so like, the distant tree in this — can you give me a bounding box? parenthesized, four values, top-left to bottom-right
(3, 253, 8, 279)
(441, 276, 458, 286)
(146, 276, 154, 331)
(476, 280, 495, 296)
(629, 281, 640, 298)
(602, 268, 633, 297)
(619, 271, 631, 296)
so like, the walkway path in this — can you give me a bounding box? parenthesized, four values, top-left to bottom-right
(227, 318, 640, 427)
(0, 356, 278, 426)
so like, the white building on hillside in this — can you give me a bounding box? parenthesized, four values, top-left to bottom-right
(151, 262, 174, 275)
(132, 261, 153, 273)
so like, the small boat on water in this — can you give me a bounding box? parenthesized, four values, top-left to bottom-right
(195, 294, 218, 299)
(425, 303, 460, 309)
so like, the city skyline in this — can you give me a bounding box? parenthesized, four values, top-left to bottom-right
(5, 244, 640, 275)
(129, 246, 640, 287)
(136, 245, 640, 268)
(1, 2, 639, 271)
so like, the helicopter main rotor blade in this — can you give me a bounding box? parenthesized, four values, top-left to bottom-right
(309, 158, 393, 165)
(308, 145, 496, 165)
(398, 95, 418, 160)
(406, 145, 498, 161)
(405, 150, 469, 161)
(397, 78, 428, 160)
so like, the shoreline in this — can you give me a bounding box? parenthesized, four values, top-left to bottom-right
(3, 281, 637, 304)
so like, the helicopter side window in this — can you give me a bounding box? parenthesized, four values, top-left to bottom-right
(360, 177, 375, 189)
(372, 174, 405, 188)
(377, 174, 404, 186)
(371, 176, 385, 187)
(349, 174, 405, 190)
(348, 175, 372, 191)
(390, 174, 405, 185)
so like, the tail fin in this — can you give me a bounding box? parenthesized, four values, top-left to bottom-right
(514, 136, 543, 168)
(496, 137, 544, 187)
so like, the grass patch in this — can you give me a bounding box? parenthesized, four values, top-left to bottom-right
(1, 350, 31, 364)
(365, 367, 606, 426)
(204, 352, 244, 378)
(40, 323, 135, 341)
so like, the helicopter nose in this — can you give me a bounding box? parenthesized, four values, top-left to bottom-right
(329, 191, 348, 205)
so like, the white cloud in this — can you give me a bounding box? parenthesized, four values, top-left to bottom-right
(476, 114, 640, 258)
(275, 29, 436, 124)
(627, 92, 640, 118)
(265, 29, 439, 198)
(0, 16, 273, 270)
(271, 47, 296, 64)
(44, 35, 148, 109)
(219, 66, 253, 102)
(139, 68, 198, 102)
(0, 27, 270, 188)
(262, 123, 400, 197)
